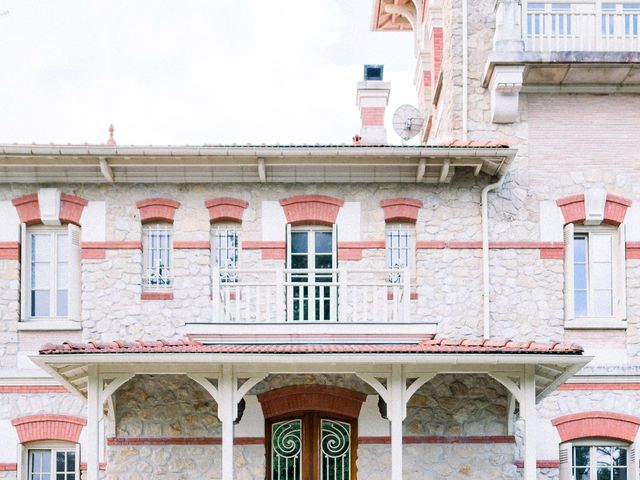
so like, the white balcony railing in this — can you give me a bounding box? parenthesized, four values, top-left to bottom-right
(524, 0, 640, 51)
(211, 268, 412, 323)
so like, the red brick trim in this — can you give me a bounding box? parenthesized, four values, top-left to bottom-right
(12, 193, 42, 225)
(556, 193, 631, 226)
(387, 292, 419, 300)
(257, 385, 366, 420)
(552, 411, 640, 443)
(279, 195, 344, 226)
(173, 241, 210, 249)
(107, 437, 262, 446)
(380, 198, 423, 224)
(416, 241, 446, 249)
(627, 242, 640, 259)
(361, 107, 385, 127)
(11, 414, 86, 443)
(81, 241, 142, 260)
(141, 292, 173, 301)
(337, 241, 386, 261)
(0, 385, 68, 394)
(136, 198, 180, 224)
(514, 460, 560, 469)
(205, 198, 248, 224)
(558, 383, 640, 391)
(80, 462, 107, 471)
(0, 242, 20, 260)
(358, 435, 516, 445)
(59, 194, 88, 226)
(0, 464, 17, 471)
(242, 241, 286, 260)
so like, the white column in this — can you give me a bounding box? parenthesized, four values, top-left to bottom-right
(219, 365, 235, 480)
(86, 366, 101, 480)
(389, 364, 404, 480)
(522, 365, 537, 480)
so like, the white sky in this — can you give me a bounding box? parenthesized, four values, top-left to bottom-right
(0, 0, 416, 145)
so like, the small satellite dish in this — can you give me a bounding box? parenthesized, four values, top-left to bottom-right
(392, 104, 424, 141)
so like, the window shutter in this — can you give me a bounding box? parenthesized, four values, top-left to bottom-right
(20, 223, 28, 321)
(332, 223, 338, 268)
(68, 223, 82, 322)
(616, 224, 627, 321)
(629, 442, 637, 480)
(564, 223, 575, 322)
(558, 442, 572, 480)
(75, 443, 81, 478)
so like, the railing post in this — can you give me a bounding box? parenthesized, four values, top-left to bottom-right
(212, 267, 221, 322)
(276, 267, 285, 322)
(338, 267, 347, 322)
(403, 267, 411, 322)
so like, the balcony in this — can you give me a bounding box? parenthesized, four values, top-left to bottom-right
(186, 267, 436, 343)
(484, 0, 640, 122)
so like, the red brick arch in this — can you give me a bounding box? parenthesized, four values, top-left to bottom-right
(279, 195, 344, 226)
(257, 385, 366, 420)
(12, 193, 88, 226)
(552, 411, 640, 443)
(136, 198, 180, 224)
(11, 414, 86, 443)
(205, 197, 248, 223)
(380, 198, 423, 223)
(556, 194, 631, 226)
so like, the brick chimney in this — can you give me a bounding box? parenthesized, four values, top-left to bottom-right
(356, 65, 390, 145)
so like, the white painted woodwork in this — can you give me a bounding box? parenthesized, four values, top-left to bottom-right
(522, 365, 537, 480)
(38, 188, 61, 225)
(261, 201, 287, 241)
(79, 201, 106, 241)
(335, 202, 361, 241)
(539, 200, 564, 241)
(563, 223, 575, 322)
(86, 366, 100, 480)
(0, 201, 20, 241)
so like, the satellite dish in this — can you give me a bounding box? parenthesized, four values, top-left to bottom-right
(392, 104, 424, 141)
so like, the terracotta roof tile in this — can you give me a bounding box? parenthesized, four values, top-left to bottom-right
(38, 338, 582, 355)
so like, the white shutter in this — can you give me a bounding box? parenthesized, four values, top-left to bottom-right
(20, 223, 28, 321)
(558, 442, 572, 480)
(68, 223, 82, 322)
(616, 224, 627, 321)
(629, 442, 637, 480)
(285, 223, 291, 268)
(332, 223, 338, 268)
(564, 223, 575, 322)
(75, 443, 81, 478)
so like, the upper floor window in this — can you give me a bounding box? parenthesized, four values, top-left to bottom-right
(212, 227, 239, 282)
(28, 447, 77, 480)
(386, 225, 414, 283)
(561, 441, 629, 480)
(21, 225, 81, 321)
(564, 224, 626, 325)
(142, 223, 172, 288)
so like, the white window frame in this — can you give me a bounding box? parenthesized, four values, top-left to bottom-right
(385, 224, 416, 282)
(19, 441, 80, 480)
(559, 439, 634, 480)
(20, 224, 81, 323)
(142, 223, 173, 290)
(211, 224, 240, 283)
(564, 223, 626, 329)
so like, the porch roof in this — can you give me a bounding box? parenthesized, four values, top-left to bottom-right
(32, 338, 591, 404)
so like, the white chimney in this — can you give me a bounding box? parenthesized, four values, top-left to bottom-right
(356, 65, 390, 145)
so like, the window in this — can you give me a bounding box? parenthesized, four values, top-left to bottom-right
(386, 226, 414, 283)
(564, 224, 626, 326)
(560, 441, 631, 480)
(212, 227, 239, 282)
(142, 223, 172, 288)
(20, 443, 80, 480)
(21, 225, 81, 321)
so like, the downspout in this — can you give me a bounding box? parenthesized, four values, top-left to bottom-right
(481, 173, 506, 339)
(462, 0, 469, 140)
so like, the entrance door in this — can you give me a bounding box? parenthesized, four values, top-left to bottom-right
(267, 413, 356, 480)
(287, 227, 337, 321)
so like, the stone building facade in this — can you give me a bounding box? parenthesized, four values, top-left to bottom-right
(1, 1, 639, 479)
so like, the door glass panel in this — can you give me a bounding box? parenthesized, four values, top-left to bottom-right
(320, 419, 350, 480)
(272, 419, 302, 480)
(315, 232, 332, 253)
(291, 232, 308, 254)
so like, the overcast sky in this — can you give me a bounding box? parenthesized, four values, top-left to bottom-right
(0, 1, 416, 145)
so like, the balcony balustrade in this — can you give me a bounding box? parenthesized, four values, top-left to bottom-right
(524, 0, 640, 52)
(211, 267, 412, 323)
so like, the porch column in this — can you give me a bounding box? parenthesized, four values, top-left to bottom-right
(219, 364, 235, 480)
(86, 366, 100, 480)
(389, 364, 404, 480)
(522, 365, 537, 480)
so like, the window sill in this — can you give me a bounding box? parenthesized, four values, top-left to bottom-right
(17, 320, 82, 331)
(565, 318, 627, 330)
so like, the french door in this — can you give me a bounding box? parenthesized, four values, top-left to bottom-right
(286, 226, 337, 321)
(267, 413, 356, 480)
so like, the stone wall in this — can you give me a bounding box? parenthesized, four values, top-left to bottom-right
(0, 258, 19, 370)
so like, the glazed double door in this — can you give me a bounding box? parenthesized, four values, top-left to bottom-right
(267, 413, 356, 480)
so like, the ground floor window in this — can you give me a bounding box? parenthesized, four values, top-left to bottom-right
(267, 413, 355, 480)
(572, 444, 628, 480)
(28, 448, 77, 480)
